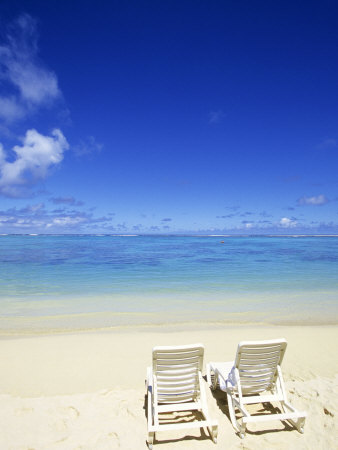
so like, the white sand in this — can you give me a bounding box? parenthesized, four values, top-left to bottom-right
(0, 323, 337, 449)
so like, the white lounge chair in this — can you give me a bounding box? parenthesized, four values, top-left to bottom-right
(206, 338, 306, 438)
(146, 343, 218, 449)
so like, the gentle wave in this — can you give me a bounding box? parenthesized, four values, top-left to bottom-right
(0, 235, 337, 324)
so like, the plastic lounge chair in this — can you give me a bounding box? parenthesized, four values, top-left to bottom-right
(206, 338, 306, 438)
(146, 343, 218, 449)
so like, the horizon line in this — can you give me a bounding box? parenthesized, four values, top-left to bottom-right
(1, 233, 338, 238)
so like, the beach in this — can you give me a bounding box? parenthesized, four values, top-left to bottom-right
(0, 236, 337, 448)
(1, 0, 338, 447)
(0, 323, 337, 449)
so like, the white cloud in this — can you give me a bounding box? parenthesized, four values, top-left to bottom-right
(0, 96, 26, 122)
(0, 128, 69, 197)
(0, 203, 113, 232)
(49, 196, 84, 206)
(46, 216, 87, 228)
(0, 14, 61, 123)
(297, 194, 329, 206)
(279, 217, 297, 228)
(73, 136, 103, 156)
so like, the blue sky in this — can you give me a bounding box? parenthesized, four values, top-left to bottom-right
(0, 0, 337, 234)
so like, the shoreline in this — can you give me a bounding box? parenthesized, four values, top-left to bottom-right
(1, 313, 338, 337)
(1, 288, 337, 335)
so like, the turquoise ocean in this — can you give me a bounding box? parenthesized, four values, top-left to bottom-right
(0, 235, 337, 331)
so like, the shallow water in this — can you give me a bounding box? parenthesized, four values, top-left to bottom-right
(0, 235, 337, 327)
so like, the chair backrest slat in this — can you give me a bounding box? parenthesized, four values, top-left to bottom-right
(153, 344, 204, 404)
(235, 339, 287, 394)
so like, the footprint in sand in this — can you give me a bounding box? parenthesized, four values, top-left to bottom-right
(106, 432, 121, 448)
(57, 405, 80, 420)
(67, 406, 80, 419)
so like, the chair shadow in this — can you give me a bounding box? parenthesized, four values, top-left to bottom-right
(202, 375, 295, 437)
(143, 393, 215, 447)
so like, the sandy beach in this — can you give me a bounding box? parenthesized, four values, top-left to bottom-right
(1, 0, 338, 445)
(0, 323, 337, 449)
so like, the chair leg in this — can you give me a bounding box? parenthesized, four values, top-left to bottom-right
(226, 391, 248, 438)
(238, 421, 247, 439)
(296, 417, 305, 434)
(281, 413, 305, 434)
(280, 401, 306, 434)
(210, 424, 218, 443)
(147, 431, 155, 449)
(212, 372, 218, 390)
(289, 416, 305, 434)
(226, 391, 240, 433)
(206, 364, 217, 390)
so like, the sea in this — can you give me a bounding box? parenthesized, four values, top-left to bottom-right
(0, 235, 337, 332)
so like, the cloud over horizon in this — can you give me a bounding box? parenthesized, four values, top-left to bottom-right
(0, 14, 70, 198)
(0, 14, 61, 124)
(0, 13, 104, 204)
(49, 196, 84, 207)
(297, 194, 329, 206)
(0, 128, 69, 197)
(279, 217, 297, 228)
(0, 202, 113, 232)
